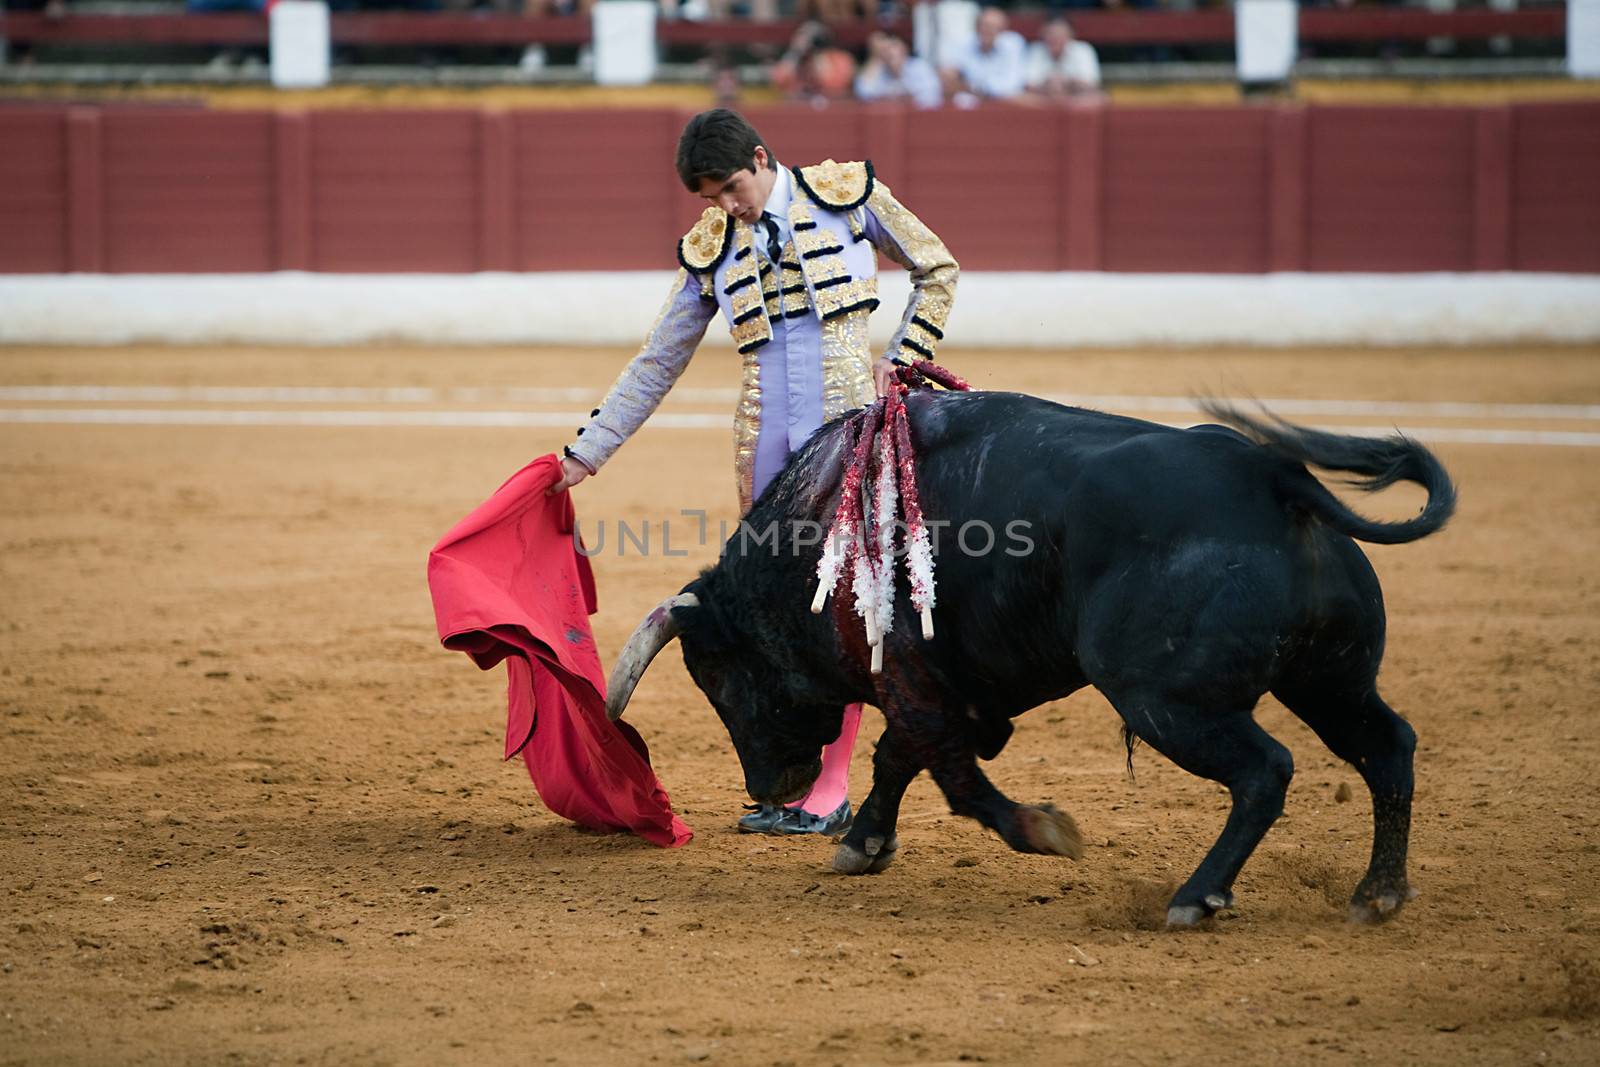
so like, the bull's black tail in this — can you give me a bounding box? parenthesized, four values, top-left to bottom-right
(1200, 400, 1458, 545)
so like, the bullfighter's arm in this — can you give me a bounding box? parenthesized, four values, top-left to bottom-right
(563, 268, 717, 475)
(862, 179, 959, 365)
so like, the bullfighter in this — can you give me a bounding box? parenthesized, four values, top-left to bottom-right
(546, 107, 959, 836)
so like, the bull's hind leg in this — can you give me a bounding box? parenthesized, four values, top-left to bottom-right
(1273, 684, 1417, 923)
(1108, 696, 1295, 927)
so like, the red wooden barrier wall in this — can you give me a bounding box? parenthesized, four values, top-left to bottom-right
(1511, 103, 1600, 273)
(2, 110, 70, 273)
(2, 102, 1597, 275)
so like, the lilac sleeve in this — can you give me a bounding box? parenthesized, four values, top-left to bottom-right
(564, 269, 717, 474)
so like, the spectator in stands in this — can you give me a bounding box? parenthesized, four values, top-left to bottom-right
(771, 21, 857, 105)
(185, 0, 269, 72)
(671, 0, 780, 19)
(709, 47, 742, 106)
(943, 6, 1027, 106)
(519, 0, 594, 73)
(855, 31, 942, 109)
(2, 0, 65, 67)
(1025, 17, 1102, 101)
(521, 1, 593, 25)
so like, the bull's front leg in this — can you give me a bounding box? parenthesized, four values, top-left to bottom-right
(929, 751, 1085, 860)
(834, 726, 921, 875)
(891, 702, 1085, 862)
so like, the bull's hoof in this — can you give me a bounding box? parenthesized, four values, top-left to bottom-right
(1015, 804, 1084, 860)
(1347, 883, 1415, 925)
(1165, 891, 1233, 929)
(833, 833, 900, 876)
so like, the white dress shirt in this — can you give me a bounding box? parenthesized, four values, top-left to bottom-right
(1025, 39, 1102, 91)
(855, 55, 943, 110)
(958, 30, 1028, 99)
(757, 163, 793, 263)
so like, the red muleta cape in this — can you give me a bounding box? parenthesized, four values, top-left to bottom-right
(426, 454, 692, 848)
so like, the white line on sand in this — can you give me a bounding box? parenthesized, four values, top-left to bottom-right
(4, 407, 1600, 447)
(0, 408, 725, 429)
(2, 386, 1596, 423)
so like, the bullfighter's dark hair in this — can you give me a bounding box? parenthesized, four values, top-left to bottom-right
(676, 109, 778, 192)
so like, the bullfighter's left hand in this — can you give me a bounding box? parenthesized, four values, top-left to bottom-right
(545, 455, 591, 496)
(873, 356, 900, 398)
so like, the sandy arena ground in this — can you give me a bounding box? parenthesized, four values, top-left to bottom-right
(1, 344, 1598, 1066)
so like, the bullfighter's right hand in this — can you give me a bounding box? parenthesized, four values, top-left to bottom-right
(545, 456, 591, 496)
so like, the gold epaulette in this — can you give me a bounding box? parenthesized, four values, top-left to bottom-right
(678, 206, 733, 274)
(794, 160, 875, 212)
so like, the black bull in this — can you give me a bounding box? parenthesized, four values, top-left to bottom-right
(606, 391, 1457, 927)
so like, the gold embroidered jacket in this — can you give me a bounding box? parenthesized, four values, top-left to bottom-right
(566, 160, 958, 511)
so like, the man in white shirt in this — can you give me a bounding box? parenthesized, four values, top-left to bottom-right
(855, 31, 943, 110)
(1026, 17, 1103, 101)
(945, 6, 1028, 103)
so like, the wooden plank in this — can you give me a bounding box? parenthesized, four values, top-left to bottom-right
(1509, 102, 1600, 273)
(275, 111, 312, 272)
(478, 111, 515, 273)
(511, 109, 679, 270)
(903, 109, 1059, 271)
(1267, 105, 1308, 273)
(330, 14, 590, 47)
(309, 110, 479, 272)
(65, 107, 104, 274)
(0, 108, 69, 273)
(1101, 107, 1270, 274)
(1298, 9, 1565, 43)
(1061, 105, 1103, 272)
(860, 101, 911, 260)
(101, 110, 274, 272)
(1306, 106, 1477, 273)
(1473, 106, 1512, 272)
(7, 14, 268, 45)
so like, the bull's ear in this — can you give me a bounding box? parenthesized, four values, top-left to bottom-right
(670, 574, 712, 631)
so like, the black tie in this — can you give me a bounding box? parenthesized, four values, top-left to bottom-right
(760, 212, 783, 264)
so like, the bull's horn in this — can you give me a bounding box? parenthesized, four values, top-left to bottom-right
(605, 591, 700, 721)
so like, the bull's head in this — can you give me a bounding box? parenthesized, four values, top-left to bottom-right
(605, 578, 844, 806)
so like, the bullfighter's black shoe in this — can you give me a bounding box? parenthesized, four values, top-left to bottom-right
(773, 799, 853, 837)
(736, 799, 853, 836)
(736, 804, 786, 834)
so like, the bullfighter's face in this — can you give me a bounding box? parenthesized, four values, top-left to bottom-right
(694, 145, 777, 227)
(675, 607, 841, 806)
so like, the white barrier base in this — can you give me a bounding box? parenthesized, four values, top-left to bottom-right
(2, 272, 1598, 348)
